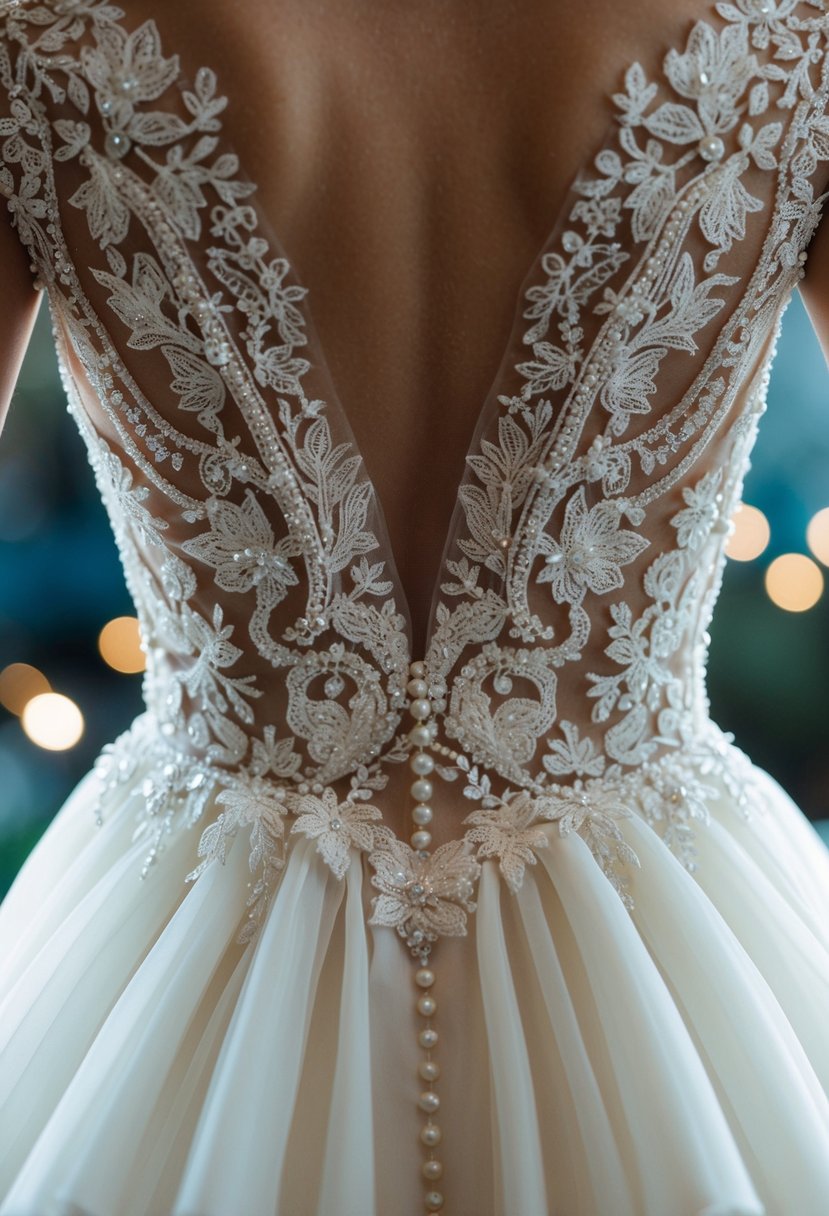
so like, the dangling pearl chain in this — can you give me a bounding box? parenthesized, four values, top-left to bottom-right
(405, 658, 456, 1215)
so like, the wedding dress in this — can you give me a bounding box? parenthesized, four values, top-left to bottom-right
(2, 1, 829, 1213)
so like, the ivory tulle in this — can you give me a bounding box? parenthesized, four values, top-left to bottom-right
(1, 746, 829, 1216)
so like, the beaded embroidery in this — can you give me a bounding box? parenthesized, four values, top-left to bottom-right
(0, 0, 826, 927)
(5, 4, 828, 1205)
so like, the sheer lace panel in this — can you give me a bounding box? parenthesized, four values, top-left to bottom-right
(0, 0, 828, 924)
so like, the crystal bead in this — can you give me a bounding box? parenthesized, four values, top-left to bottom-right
(112, 72, 138, 95)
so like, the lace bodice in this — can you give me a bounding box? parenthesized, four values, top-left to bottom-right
(2, 0, 829, 942)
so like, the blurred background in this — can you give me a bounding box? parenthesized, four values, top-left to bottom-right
(1, 295, 829, 897)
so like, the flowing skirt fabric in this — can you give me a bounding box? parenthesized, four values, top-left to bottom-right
(1, 734, 829, 1216)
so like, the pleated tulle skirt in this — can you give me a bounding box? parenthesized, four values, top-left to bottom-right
(2, 736, 829, 1215)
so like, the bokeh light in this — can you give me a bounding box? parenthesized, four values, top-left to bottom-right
(0, 663, 51, 716)
(726, 503, 771, 562)
(98, 616, 145, 674)
(806, 506, 829, 567)
(764, 553, 824, 612)
(21, 693, 85, 751)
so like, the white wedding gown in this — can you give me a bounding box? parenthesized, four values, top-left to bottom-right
(3, 1, 829, 1213)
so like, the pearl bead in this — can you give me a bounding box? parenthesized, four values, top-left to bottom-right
(104, 130, 131, 159)
(417, 994, 437, 1017)
(407, 678, 428, 697)
(421, 1123, 442, 1147)
(410, 751, 435, 776)
(422, 1159, 444, 1181)
(410, 778, 434, 803)
(409, 660, 426, 677)
(419, 1060, 441, 1082)
(698, 134, 725, 162)
(419, 1028, 439, 1049)
(412, 805, 433, 826)
(425, 1191, 444, 1211)
(408, 724, 432, 748)
(415, 968, 435, 988)
(418, 1090, 441, 1114)
(410, 698, 432, 720)
(411, 830, 432, 850)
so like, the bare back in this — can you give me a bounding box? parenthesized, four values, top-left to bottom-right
(128, 0, 709, 646)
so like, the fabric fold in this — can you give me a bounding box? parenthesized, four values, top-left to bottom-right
(624, 812, 829, 1216)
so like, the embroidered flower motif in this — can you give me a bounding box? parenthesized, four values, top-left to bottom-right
(571, 196, 623, 238)
(659, 21, 757, 135)
(634, 767, 715, 871)
(465, 790, 550, 894)
(543, 720, 607, 778)
(716, 0, 801, 53)
(601, 344, 666, 432)
(186, 771, 287, 887)
(81, 19, 180, 126)
(173, 602, 258, 713)
(249, 724, 303, 780)
(291, 787, 382, 880)
(182, 490, 302, 611)
(186, 770, 289, 941)
(368, 839, 481, 950)
(533, 783, 641, 907)
(670, 469, 723, 550)
(536, 488, 649, 605)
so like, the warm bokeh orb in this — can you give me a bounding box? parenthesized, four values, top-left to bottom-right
(764, 553, 824, 613)
(98, 616, 146, 674)
(725, 503, 770, 562)
(0, 663, 51, 716)
(21, 692, 85, 751)
(806, 506, 829, 567)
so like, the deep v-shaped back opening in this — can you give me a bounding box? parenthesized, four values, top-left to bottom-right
(127, 0, 711, 654)
(6, 0, 826, 862)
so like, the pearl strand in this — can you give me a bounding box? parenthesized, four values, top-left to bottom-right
(406, 659, 445, 1214)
